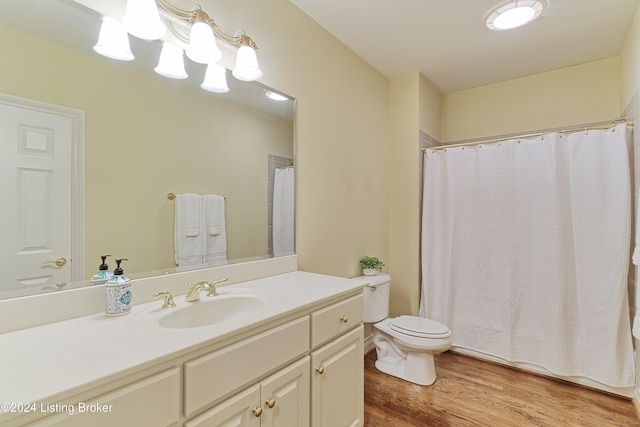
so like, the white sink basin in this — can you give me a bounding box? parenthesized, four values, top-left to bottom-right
(158, 294, 268, 329)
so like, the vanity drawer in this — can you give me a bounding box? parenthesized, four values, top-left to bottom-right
(311, 293, 363, 348)
(184, 316, 310, 417)
(28, 367, 180, 427)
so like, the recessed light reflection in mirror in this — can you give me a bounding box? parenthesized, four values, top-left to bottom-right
(265, 90, 290, 102)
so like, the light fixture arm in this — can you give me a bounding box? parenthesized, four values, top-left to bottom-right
(155, 0, 258, 50)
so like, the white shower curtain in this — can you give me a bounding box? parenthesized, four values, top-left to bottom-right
(273, 167, 295, 257)
(419, 123, 635, 389)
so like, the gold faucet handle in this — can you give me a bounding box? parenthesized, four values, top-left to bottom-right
(154, 291, 176, 308)
(205, 278, 229, 297)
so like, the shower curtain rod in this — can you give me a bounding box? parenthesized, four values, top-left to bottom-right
(275, 165, 294, 170)
(423, 118, 635, 151)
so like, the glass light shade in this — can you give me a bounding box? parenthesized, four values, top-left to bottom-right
(93, 16, 135, 61)
(493, 6, 535, 29)
(486, 1, 546, 31)
(154, 42, 188, 79)
(186, 21, 222, 64)
(122, 0, 166, 40)
(232, 45, 263, 82)
(201, 63, 230, 93)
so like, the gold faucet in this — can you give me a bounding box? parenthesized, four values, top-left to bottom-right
(186, 278, 229, 302)
(153, 291, 176, 308)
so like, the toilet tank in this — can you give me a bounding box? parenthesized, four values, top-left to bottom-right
(354, 274, 391, 323)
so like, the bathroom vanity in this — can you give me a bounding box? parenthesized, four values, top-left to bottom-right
(0, 264, 366, 426)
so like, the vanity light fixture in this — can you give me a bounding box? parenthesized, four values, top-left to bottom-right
(154, 42, 188, 79)
(485, 0, 547, 31)
(93, 0, 262, 91)
(201, 63, 230, 93)
(123, 0, 166, 40)
(185, 9, 222, 65)
(93, 16, 135, 61)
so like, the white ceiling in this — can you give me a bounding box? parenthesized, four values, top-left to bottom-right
(289, 0, 640, 93)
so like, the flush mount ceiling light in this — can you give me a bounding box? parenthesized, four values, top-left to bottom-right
(93, 0, 262, 92)
(486, 0, 547, 31)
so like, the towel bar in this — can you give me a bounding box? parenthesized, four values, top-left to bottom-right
(167, 193, 225, 200)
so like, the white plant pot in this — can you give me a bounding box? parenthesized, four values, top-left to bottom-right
(362, 268, 378, 276)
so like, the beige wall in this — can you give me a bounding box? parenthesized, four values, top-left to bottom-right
(0, 25, 293, 278)
(387, 73, 443, 318)
(419, 75, 442, 139)
(242, 0, 390, 277)
(621, 6, 640, 111)
(388, 73, 420, 317)
(441, 57, 621, 143)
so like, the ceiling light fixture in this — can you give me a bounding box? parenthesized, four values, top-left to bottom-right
(485, 0, 547, 31)
(93, 0, 262, 92)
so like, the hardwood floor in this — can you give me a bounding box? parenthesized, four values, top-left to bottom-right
(364, 350, 640, 427)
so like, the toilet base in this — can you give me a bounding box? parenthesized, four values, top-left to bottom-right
(374, 350, 437, 386)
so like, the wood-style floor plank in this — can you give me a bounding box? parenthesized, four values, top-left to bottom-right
(364, 350, 640, 426)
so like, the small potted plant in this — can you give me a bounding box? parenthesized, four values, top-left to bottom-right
(359, 256, 385, 276)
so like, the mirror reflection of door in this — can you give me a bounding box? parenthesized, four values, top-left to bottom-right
(0, 95, 83, 297)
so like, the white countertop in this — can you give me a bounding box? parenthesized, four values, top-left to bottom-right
(0, 271, 366, 406)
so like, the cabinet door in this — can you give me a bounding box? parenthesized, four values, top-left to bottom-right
(260, 357, 310, 427)
(185, 385, 261, 427)
(311, 325, 364, 427)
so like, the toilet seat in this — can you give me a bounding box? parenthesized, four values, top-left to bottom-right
(389, 315, 451, 339)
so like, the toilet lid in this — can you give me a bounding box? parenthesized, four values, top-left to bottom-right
(390, 315, 451, 339)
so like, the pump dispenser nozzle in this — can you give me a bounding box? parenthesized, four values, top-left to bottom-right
(98, 255, 111, 271)
(91, 255, 114, 285)
(113, 258, 128, 276)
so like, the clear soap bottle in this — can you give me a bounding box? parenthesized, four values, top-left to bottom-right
(105, 258, 132, 316)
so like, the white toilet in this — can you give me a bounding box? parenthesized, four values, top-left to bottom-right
(358, 274, 451, 386)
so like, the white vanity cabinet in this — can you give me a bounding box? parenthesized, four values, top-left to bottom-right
(185, 293, 365, 427)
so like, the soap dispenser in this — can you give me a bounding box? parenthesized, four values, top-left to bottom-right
(105, 259, 132, 316)
(91, 255, 113, 285)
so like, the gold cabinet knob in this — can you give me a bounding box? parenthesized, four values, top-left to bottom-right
(265, 398, 276, 408)
(340, 316, 348, 323)
(316, 366, 325, 374)
(44, 257, 67, 267)
(252, 406, 263, 417)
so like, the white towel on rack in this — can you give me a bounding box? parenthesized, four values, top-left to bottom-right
(182, 193, 201, 237)
(204, 194, 228, 267)
(206, 194, 224, 235)
(175, 193, 205, 270)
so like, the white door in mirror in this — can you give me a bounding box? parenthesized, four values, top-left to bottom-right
(0, 100, 73, 295)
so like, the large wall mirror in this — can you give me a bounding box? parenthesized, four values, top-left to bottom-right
(0, 0, 295, 300)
